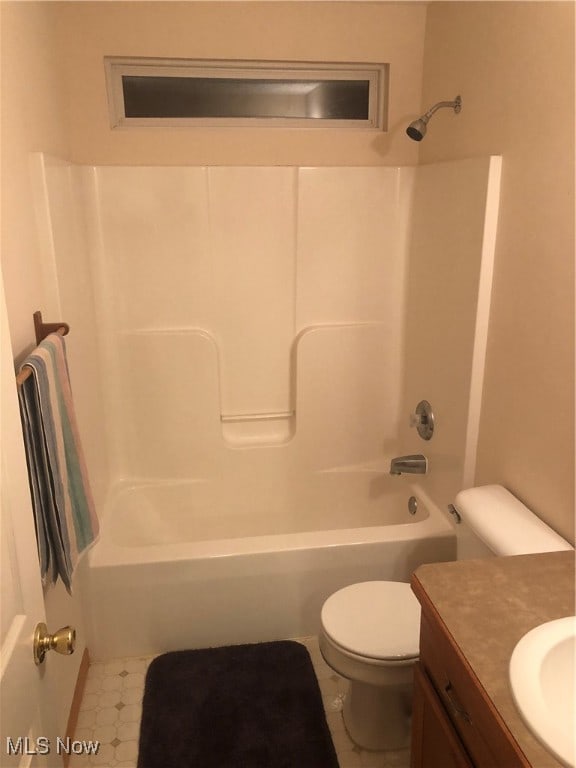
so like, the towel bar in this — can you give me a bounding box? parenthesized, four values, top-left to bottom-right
(33, 310, 69, 345)
(16, 311, 70, 387)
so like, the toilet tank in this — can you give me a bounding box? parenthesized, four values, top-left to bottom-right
(454, 485, 573, 560)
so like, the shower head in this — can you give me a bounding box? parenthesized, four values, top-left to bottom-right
(406, 95, 462, 141)
(406, 118, 429, 142)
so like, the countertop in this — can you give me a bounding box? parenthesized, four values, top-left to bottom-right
(412, 550, 575, 768)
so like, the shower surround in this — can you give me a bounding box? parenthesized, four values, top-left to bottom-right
(37, 157, 500, 658)
(89, 165, 410, 466)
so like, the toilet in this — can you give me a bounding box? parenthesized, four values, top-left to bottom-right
(319, 485, 573, 752)
(319, 580, 421, 751)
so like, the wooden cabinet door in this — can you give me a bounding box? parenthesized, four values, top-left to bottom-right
(411, 663, 474, 768)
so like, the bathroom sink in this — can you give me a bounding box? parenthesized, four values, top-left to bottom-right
(509, 616, 576, 767)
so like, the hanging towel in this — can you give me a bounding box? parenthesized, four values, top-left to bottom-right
(18, 333, 99, 593)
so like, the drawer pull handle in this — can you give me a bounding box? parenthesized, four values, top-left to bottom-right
(444, 681, 471, 723)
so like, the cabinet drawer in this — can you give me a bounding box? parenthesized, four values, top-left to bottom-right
(419, 611, 528, 768)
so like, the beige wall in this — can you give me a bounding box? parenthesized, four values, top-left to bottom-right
(420, 2, 575, 543)
(0, 2, 70, 353)
(56, 1, 426, 166)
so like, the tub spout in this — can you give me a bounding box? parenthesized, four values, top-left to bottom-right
(390, 455, 428, 475)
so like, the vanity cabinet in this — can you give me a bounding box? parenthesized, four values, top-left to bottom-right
(411, 588, 531, 768)
(409, 553, 574, 768)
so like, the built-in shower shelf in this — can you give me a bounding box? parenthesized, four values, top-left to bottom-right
(221, 411, 295, 423)
(221, 411, 295, 447)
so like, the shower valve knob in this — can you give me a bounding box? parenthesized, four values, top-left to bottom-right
(409, 400, 435, 441)
(409, 413, 423, 428)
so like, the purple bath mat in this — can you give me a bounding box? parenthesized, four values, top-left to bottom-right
(137, 640, 340, 768)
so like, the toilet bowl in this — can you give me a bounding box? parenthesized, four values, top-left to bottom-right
(319, 580, 421, 751)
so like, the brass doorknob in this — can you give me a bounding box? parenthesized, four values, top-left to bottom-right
(33, 622, 76, 665)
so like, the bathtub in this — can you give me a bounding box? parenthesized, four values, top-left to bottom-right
(82, 476, 455, 660)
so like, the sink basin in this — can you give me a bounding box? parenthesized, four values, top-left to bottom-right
(509, 616, 576, 767)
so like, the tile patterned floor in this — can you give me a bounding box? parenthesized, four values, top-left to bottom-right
(69, 636, 410, 768)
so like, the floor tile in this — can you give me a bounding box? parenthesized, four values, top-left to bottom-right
(68, 637, 410, 768)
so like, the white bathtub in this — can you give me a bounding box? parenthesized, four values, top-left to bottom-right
(82, 476, 455, 660)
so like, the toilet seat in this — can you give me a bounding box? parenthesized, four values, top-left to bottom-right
(321, 581, 421, 661)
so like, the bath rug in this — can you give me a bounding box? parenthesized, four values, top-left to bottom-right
(137, 640, 339, 768)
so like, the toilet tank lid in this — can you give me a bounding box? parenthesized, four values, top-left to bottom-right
(454, 485, 573, 556)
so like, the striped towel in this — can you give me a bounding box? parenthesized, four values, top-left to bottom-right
(18, 333, 99, 594)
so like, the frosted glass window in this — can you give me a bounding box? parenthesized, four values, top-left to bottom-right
(105, 58, 388, 130)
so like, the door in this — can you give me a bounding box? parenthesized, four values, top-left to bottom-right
(0, 272, 58, 767)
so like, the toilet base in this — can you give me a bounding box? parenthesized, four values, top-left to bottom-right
(343, 679, 413, 752)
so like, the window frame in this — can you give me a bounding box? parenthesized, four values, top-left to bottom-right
(104, 57, 388, 130)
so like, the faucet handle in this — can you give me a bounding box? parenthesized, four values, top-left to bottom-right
(409, 400, 435, 441)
